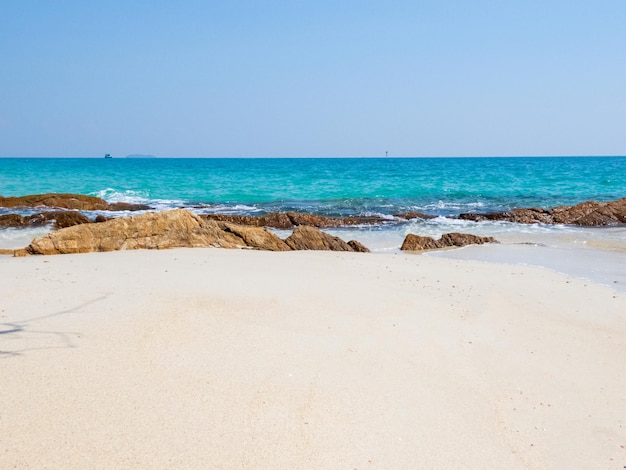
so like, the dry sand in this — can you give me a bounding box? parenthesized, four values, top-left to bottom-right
(1, 248, 625, 469)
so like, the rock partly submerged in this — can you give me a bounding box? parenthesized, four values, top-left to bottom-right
(0, 193, 150, 211)
(21, 209, 370, 255)
(460, 197, 626, 226)
(4, 193, 626, 227)
(202, 211, 432, 229)
(401, 232, 498, 252)
(0, 211, 91, 229)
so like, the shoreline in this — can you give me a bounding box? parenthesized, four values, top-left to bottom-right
(2, 220, 626, 292)
(1, 248, 625, 468)
(428, 242, 626, 293)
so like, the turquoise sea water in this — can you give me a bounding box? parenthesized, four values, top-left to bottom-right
(1, 156, 625, 289)
(1, 156, 625, 216)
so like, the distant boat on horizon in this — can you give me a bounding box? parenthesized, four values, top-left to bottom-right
(104, 153, 112, 158)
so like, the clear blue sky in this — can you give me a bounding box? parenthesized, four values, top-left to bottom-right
(1, 1, 625, 157)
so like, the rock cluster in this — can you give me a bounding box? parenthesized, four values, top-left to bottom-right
(5, 192, 624, 257)
(460, 197, 626, 226)
(401, 232, 498, 251)
(203, 211, 434, 229)
(22, 209, 370, 255)
(0, 193, 150, 211)
(0, 211, 91, 229)
(4, 193, 626, 227)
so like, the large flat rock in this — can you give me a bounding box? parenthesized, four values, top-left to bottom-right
(22, 209, 370, 255)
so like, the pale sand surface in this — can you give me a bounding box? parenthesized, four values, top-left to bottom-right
(1, 249, 625, 469)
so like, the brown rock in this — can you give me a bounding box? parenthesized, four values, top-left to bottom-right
(107, 202, 153, 211)
(286, 212, 388, 227)
(286, 212, 341, 228)
(284, 226, 367, 252)
(0, 211, 90, 229)
(401, 232, 498, 251)
(203, 213, 293, 229)
(21, 209, 370, 255)
(0, 248, 29, 257)
(458, 208, 552, 224)
(400, 234, 442, 251)
(338, 215, 390, 226)
(42, 211, 91, 229)
(459, 197, 626, 226)
(217, 222, 291, 251)
(0, 193, 110, 210)
(0, 193, 152, 211)
(550, 198, 626, 225)
(26, 209, 244, 255)
(347, 240, 371, 253)
(438, 232, 498, 247)
(393, 211, 437, 220)
(204, 212, 388, 229)
(0, 214, 28, 227)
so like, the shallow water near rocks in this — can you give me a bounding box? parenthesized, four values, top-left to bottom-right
(428, 242, 626, 293)
(2, 157, 624, 287)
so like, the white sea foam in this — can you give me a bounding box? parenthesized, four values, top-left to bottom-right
(419, 200, 487, 212)
(0, 226, 52, 250)
(321, 218, 626, 292)
(2, 202, 624, 291)
(92, 188, 191, 212)
(190, 205, 263, 216)
(93, 188, 152, 203)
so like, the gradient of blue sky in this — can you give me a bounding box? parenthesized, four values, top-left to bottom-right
(1, 1, 624, 157)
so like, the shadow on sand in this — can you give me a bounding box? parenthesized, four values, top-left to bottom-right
(0, 294, 111, 358)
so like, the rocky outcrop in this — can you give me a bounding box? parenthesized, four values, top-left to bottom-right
(393, 211, 437, 220)
(0, 194, 108, 210)
(107, 202, 152, 211)
(285, 212, 384, 228)
(549, 198, 626, 225)
(459, 197, 626, 226)
(26, 210, 244, 255)
(202, 212, 406, 229)
(0, 211, 91, 229)
(22, 209, 370, 255)
(0, 214, 27, 227)
(401, 232, 498, 251)
(400, 234, 441, 251)
(202, 213, 293, 229)
(459, 208, 551, 224)
(0, 193, 150, 211)
(439, 232, 498, 247)
(44, 211, 92, 228)
(284, 225, 370, 252)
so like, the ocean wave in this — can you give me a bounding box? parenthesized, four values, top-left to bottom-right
(192, 204, 262, 215)
(0, 226, 52, 249)
(93, 188, 151, 202)
(91, 188, 192, 212)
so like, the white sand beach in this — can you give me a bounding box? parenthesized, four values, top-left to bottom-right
(1, 248, 625, 469)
